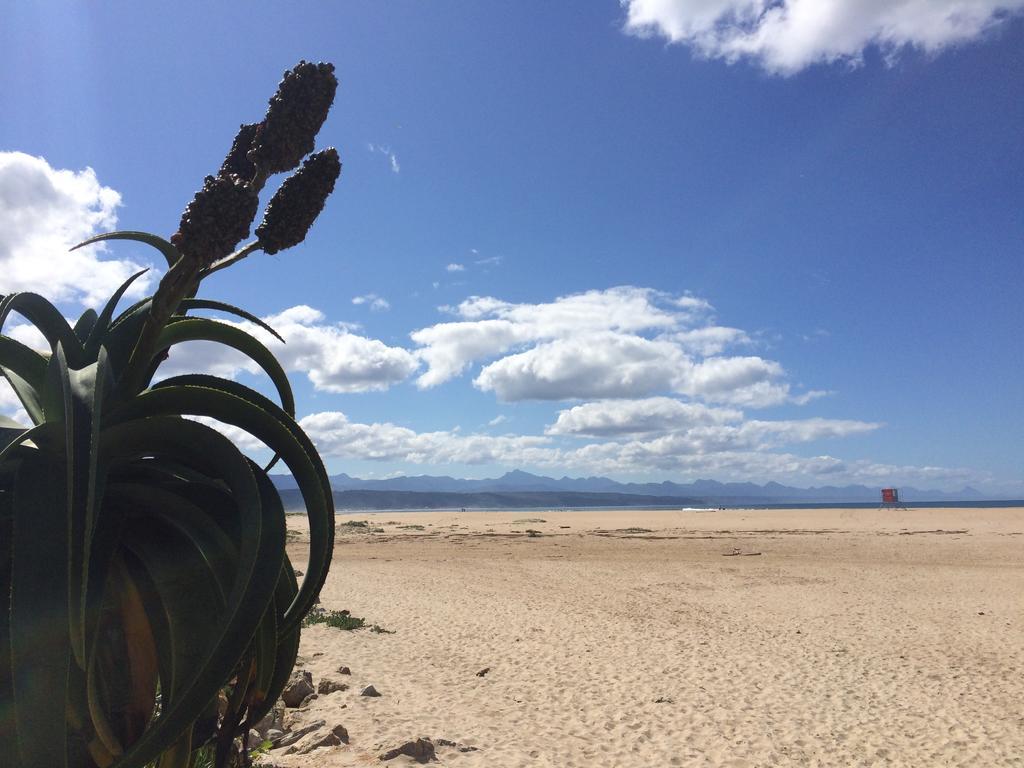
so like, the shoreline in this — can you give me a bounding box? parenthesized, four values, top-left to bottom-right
(286, 500, 1024, 515)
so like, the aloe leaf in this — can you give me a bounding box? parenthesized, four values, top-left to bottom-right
(101, 417, 284, 768)
(244, 558, 300, 728)
(242, 466, 288, 717)
(0, 335, 49, 381)
(0, 421, 28, 452)
(66, 347, 111, 669)
(87, 508, 226, 763)
(10, 455, 70, 767)
(40, 343, 73, 433)
(71, 231, 180, 270)
(110, 296, 153, 331)
(0, 335, 49, 423)
(152, 319, 294, 418)
(103, 299, 153, 375)
(124, 382, 332, 632)
(119, 514, 226, 698)
(84, 270, 150, 359)
(110, 554, 160, 747)
(177, 299, 284, 343)
(0, 478, 13, 753)
(74, 308, 99, 343)
(115, 482, 238, 602)
(84, 547, 165, 757)
(148, 475, 241, 543)
(0, 422, 57, 466)
(0, 292, 84, 367)
(119, 546, 174, 726)
(156, 727, 193, 768)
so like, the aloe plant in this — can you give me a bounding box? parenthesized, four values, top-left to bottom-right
(1, 61, 341, 767)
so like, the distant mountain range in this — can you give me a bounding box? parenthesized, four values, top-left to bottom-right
(270, 468, 990, 507)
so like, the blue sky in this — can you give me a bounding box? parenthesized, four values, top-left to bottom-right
(1, 1, 1022, 493)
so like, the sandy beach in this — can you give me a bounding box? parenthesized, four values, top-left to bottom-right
(268, 507, 1024, 767)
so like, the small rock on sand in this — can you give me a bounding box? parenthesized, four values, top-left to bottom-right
(281, 670, 314, 707)
(318, 678, 349, 694)
(274, 719, 326, 748)
(337, 665, 352, 675)
(476, 667, 490, 677)
(361, 684, 382, 697)
(288, 724, 350, 754)
(254, 702, 285, 738)
(380, 737, 436, 762)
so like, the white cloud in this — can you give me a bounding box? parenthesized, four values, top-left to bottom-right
(670, 326, 749, 355)
(736, 417, 880, 446)
(3, 322, 49, 351)
(0, 152, 153, 306)
(299, 411, 555, 465)
(680, 355, 782, 395)
(411, 318, 525, 388)
(475, 332, 687, 400)
(791, 389, 831, 405)
(410, 286, 819, 406)
(352, 293, 391, 312)
(446, 263, 465, 273)
(0, 378, 22, 414)
(367, 143, 400, 173)
(547, 397, 743, 437)
(621, 0, 1024, 74)
(161, 305, 419, 394)
(546, 397, 877, 449)
(488, 414, 509, 427)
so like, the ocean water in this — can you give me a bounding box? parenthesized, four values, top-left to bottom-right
(315, 499, 1024, 514)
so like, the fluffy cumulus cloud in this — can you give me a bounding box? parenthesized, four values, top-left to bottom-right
(547, 397, 744, 436)
(621, 0, 1024, 74)
(476, 333, 687, 401)
(411, 286, 810, 406)
(0, 152, 153, 306)
(161, 305, 419, 394)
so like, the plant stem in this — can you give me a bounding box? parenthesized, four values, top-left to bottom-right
(200, 242, 262, 280)
(119, 253, 202, 396)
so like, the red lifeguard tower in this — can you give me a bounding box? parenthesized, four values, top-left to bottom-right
(880, 487, 907, 510)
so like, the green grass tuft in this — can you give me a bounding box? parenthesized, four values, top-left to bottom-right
(303, 607, 366, 630)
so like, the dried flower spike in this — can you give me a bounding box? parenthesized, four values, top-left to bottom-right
(256, 148, 341, 255)
(219, 122, 260, 182)
(171, 174, 259, 265)
(249, 61, 337, 176)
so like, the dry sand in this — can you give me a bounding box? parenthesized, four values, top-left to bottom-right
(271, 507, 1024, 767)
